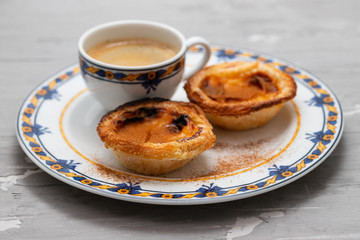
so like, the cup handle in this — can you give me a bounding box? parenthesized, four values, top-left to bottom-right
(183, 36, 211, 80)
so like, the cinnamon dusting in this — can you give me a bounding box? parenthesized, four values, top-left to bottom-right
(89, 161, 148, 183)
(207, 139, 277, 176)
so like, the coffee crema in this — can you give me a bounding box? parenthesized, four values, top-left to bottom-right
(87, 39, 177, 67)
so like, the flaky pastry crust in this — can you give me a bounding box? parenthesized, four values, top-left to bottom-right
(184, 61, 297, 130)
(97, 98, 216, 175)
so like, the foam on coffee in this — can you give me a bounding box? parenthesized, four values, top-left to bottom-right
(87, 39, 177, 67)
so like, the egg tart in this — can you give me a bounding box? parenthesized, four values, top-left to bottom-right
(97, 98, 216, 175)
(184, 61, 297, 130)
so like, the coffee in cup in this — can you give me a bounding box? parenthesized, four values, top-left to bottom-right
(86, 39, 177, 67)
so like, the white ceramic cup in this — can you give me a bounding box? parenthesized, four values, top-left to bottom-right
(78, 20, 211, 110)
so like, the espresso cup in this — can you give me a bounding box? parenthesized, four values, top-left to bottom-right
(78, 20, 211, 110)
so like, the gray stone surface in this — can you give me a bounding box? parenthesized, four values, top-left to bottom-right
(1, 0, 359, 239)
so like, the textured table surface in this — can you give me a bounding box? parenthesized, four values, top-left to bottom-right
(1, 0, 359, 239)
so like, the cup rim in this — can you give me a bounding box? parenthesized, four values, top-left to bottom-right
(78, 20, 187, 70)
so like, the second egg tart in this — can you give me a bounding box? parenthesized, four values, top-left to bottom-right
(184, 61, 297, 130)
(97, 98, 216, 176)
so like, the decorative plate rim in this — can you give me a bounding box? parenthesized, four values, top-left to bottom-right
(16, 46, 344, 205)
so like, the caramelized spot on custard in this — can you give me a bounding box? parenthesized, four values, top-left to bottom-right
(167, 114, 189, 133)
(115, 107, 163, 128)
(201, 73, 278, 103)
(247, 73, 277, 93)
(114, 107, 200, 143)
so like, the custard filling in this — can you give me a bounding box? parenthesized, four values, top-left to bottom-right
(114, 107, 201, 143)
(201, 73, 278, 103)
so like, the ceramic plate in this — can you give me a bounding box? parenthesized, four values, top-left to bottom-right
(16, 46, 343, 205)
